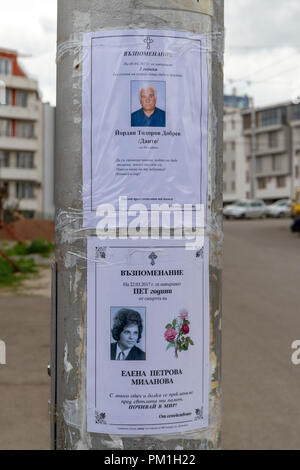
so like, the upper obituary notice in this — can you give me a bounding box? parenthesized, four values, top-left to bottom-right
(82, 29, 208, 225)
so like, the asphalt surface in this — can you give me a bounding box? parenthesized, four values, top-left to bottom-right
(222, 218, 300, 450)
(0, 297, 50, 450)
(0, 219, 299, 449)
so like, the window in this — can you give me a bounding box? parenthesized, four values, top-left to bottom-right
(16, 122, 34, 138)
(0, 88, 12, 106)
(0, 119, 12, 136)
(223, 181, 227, 192)
(243, 114, 251, 130)
(276, 176, 286, 188)
(16, 91, 28, 108)
(17, 152, 34, 169)
(0, 150, 9, 167)
(0, 58, 12, 75)
(261, 108, 280, 127)
(5, 88, 12, 105)
(291, 104, 300, 121)
(231, 181, 236, 192)
(232, 161, 236, 171)
(232, 142, 236, 151)
(246, 171, 250, 183)
(258, 178, 267, 189)
(295, 165, 299, 179)
(16, 182, 34, 199)
(268, 131, 278, 148)
(256, 158, 263, 173)
(231, 120, 235, 130)
(272, 156, 282, 171)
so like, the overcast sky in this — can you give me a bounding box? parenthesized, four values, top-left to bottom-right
(0, 0, 299, 108)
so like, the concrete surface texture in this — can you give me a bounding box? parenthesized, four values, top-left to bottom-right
(0, 218, 299, 449)
(222, 218, 300, 450)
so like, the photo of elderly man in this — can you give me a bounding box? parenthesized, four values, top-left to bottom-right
(131, 82, 166, 127)
(110, 308, 146, 361)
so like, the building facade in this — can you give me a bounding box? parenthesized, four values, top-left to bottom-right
(223, 97, 300, 204)
(223, 110, 249, 202)
(242, 102, 300, 202)
(42, 102, 55, 219)
(0, 48, 45, 219)
(223, 94, 250, 203)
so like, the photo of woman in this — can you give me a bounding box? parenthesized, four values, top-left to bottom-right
(110, 308, 146, 361)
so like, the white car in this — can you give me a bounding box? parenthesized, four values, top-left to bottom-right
(265, 199, 291, 218)
(223, 200, 267, 219)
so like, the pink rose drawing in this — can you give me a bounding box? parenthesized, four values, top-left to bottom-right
(164, 328, 178, 343)
(164, 309, 194, 358)
(181, 324, 190, 335)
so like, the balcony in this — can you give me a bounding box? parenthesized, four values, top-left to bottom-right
(256, 169, 290, 178)
(0, 104, 40, 120)
(0, 136, 39, 151)
(255, 146, 287, 157)
(243, 123, 283, 136)
(0, 74, 38, 92)
(0, 167, 40, 182)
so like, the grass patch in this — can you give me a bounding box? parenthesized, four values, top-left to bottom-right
(0, 238, 54, 287)
(0, 257, 38, 287)
(3, 238, 54, 258)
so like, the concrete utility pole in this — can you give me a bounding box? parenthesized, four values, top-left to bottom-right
(53, 0, 223, 450)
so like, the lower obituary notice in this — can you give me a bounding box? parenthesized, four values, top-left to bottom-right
(87, 239, 210, 435)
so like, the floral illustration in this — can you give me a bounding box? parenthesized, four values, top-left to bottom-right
(164, 309, 194, 358)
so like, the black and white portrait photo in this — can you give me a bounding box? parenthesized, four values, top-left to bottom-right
(110, 307, 146, 361)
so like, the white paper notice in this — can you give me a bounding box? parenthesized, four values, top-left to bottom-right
(82, 29, 208, 226)
(87, 239, 210, 435)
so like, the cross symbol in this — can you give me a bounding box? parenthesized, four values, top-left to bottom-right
(144, 36, 154, 50)
(149, 252, 158, 266)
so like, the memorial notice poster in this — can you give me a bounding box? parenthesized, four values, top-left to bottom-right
(82, 29, 208, 226)
(87, 238, 210, 435)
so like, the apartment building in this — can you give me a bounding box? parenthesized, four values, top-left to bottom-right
(242, 102, 300, 202)
(223, 94, 250, 203)
(0, 48, 44, 218)
(290, 103, 300, 195)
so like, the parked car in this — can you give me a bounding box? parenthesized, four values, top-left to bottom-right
(223, 200, 267, 219)
(265, 199, 291, 218)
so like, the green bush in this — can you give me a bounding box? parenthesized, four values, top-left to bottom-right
(6, 242, 28, 256)
(27, 239, 54, 257)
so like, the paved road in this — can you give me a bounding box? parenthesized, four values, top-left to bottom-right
(0, 297, 50, 450)
(222, 218, 300, 450)
(0, 219, 299, 449)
